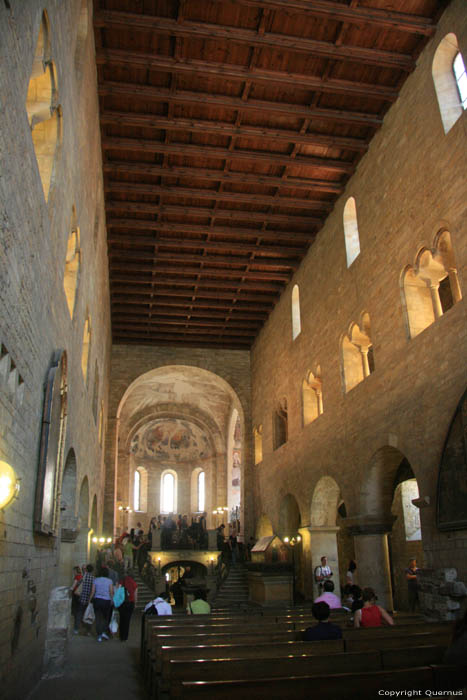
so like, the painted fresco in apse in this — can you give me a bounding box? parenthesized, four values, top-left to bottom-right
(131, 418, 212, 462)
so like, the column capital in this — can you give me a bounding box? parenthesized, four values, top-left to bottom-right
(303, 525, 340, 535)
(345, 515, 396, 536)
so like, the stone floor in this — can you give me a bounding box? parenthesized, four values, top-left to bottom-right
(28, 613, 147, 700)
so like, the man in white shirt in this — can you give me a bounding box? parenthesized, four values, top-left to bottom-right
(144, 591, 172, 615)
(314, 555, 333, 594)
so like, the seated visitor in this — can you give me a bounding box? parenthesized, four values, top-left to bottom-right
(354, 587, 394, 628)
(303, 601, 342, 641)
(314, 580, 342, 609)
(187, 589, 211, 615)
(350, 584, 364, 612)
(144, 591, 172, 616)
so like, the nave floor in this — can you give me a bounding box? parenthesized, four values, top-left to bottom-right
(27, 613, 147, 700)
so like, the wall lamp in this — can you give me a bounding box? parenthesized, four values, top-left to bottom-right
(212, 506, 228, 516)
(284, 535, 301, 546)
(92, 536, 113, 544)
(0, 460, 21, 510)
(118, 505, 132, 513)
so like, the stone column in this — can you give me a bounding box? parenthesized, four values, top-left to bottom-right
(447, 268, 462, 304)
(428, 282, 443, 319)
(346, 516, 395, 610)
(360, 347, 370, 378)
(305, 526, 340, 600)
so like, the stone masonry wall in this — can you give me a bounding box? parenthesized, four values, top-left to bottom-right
(251, 0, 467, 599)
(0, 2, 111, 698)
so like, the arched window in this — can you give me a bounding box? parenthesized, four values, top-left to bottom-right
(64, 208, 80, 318)
(273, 398, 288, 450)
(98, 400, 104, 445)
(81, 316, 91, 383)
(254, 425, 263, 465)
(133, 470, 140, 512)
(432, 34, 466, 133)
(401, 231, 462, 339)
(26, 12, 61, 201)
(343, 197, 360, 267)
(291, 285, 301, 340)
(341, 313, 374, 393)
(134, 466, 148, 512)
(401, 480, 422, 541)
(198, 471, 205, 513)
(92, 361, 99, 423)
(161, 470, 177, 513)
(302, 367, 323, 426)
(453, 53, 467, 110)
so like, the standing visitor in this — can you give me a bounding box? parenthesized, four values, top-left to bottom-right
(118, 570, 138, 642)
(314, 555, 333, 594)
(74, 564, 95, 634)
(70, 566, 82, 631)
(406, 558, 420, 612)
(90, 566, 114, 642)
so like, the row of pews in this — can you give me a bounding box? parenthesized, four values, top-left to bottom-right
(140, 607, 464, 699)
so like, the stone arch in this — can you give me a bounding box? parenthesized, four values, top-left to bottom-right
(255, 514, 274, 539)
(278, 493, 301, 539)
(111, 365, 246, 535)
(310, 476, 340, 527)
(57, 448, 78, 584)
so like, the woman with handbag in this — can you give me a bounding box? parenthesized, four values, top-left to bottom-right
(89, 567, 114, 642)
(74, 564, 95, 634)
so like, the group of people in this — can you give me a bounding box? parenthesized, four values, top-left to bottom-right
(150, 513, 209, 550)
(70, 564, 138, 642)
(143, 588, 211, 616)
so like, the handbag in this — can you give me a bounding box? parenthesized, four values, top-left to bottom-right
(113, 585, 125, 608)
(109, 609, 119, 634)
(83, 602, 95, 624)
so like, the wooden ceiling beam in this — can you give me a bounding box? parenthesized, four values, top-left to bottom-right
(112, 334, 253, 349)
(107, 220, 313, 242)
(105, 181, 336, 209)
(108, 232, 306, 257)
(94, 12, 415, 69)
(103, 162, 344, 194)
(111, 305, 268, 321)
(102, 138, 354, 175)
(96, 51, 398, 102)
(100, 112, 368, 151)
(99, 84, 383, 127)
(109, 260, 290, 284)
(106, 202, 323, 226)
(110, 273, 286, 291)
(109, 249, 300, 270)
(206, 0, 436, 35)
(113, 316, 261, 329)
(112, 322, 256, 338)
(110, 287, 276, 304)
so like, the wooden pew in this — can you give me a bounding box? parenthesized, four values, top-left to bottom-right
(167, 650, 382, 697)
(177, 666, 435, 700)
(346, 630, 452, 652)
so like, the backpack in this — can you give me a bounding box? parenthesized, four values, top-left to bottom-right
(113, 585, 125, 608)
(144, 602, 159, 616)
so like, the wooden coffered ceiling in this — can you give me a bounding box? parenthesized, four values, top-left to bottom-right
(94, 0, 446, 350)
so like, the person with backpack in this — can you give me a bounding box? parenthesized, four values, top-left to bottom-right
(115, 570, 138, 642)
(143, 591, 172, 616)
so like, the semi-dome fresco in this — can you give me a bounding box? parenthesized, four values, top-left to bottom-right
(131, 418, 212, 462)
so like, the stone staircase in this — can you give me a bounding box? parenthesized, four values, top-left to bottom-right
(132, 569, 155, 611)
(212, 562, 250, 611)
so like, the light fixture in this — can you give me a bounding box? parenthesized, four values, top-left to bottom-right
(92, 536, 98, 543)
(212, 506, 228, 516)
(106, 537, 112, 543)
(99, 537, 105, 544)
(0, 460, 20, 510)
(285, 534, 301, 546)
(119, 505, 132, 513)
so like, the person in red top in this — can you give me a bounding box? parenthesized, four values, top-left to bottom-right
(354, 587, 394, 628)
(70, 566, 83, 630)
(118, 569, 138, 641)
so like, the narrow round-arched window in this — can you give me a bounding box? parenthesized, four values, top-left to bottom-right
(291, 285, 301, 340)
(343, 197, 360, 267)
(432, 34, 465, 133)
(198, 471, 205, 513)
(453, 52, 467, 110)
(161, 471, 176, 513)
(134, 470, 141, 512)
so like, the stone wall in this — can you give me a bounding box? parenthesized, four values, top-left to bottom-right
(250, 0, 467, 600)
(0, 2, 111, 698)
